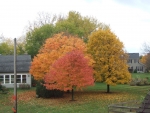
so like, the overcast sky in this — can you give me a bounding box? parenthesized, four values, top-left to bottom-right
(0, 0, 150, 54)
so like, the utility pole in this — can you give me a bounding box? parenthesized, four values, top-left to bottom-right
(13, 38, 17, 113)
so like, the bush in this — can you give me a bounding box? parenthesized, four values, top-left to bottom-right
(143, 78, 149, 85)
(129, 78, 136, 86)
(19, 83, 30, 89)
(0, 85, 8, 93)
(137, 80, 144, 86)
(130, 78, 150, 86)
(36, 81, 64, 98)
(134, 69, 137, 73)
(32, 76, 37, 87)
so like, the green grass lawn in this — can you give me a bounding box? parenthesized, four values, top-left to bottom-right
(132, 73, 150, 79)
(0, 73, 150, 113)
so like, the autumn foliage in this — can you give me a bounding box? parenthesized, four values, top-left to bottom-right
(87, 29, 131, 91)
(30, 32, 93, 80)
(44, 50, 94, 91)
(140, 55, 147, 64)
(140, 54, 150, 71)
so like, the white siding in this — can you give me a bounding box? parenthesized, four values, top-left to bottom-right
(0, 73, 31, 88)
(127, 59, 146, 73)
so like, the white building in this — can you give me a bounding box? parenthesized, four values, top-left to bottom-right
(0, 55, 31, 88)
(127, 53, 146, 73)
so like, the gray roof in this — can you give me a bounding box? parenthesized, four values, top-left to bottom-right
(128, 53, 139, 59)
(0, 55, 31, 73)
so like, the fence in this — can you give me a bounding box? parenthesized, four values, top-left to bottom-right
(137, 91, 150, 113)
(108, 101, 141, 113)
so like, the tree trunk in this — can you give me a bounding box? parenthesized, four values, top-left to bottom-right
(67, 90, 70, 93)
(71, 88, 74, 101)
(107, 84, 110, 93)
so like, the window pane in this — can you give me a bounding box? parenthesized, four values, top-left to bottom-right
(11, 75, 14, 78)
(5, 75, 9, 83)
(134, 59, 136, 63)
(17, 75, 21, 79)
(5, 75, 9, 78)
(17, 75, 21, 83)
(0, 75, 3, 79)
(22, 75, 26, 83)
(140, 66, 142, 71)
(11, 75, 14, 83)
(137, 67, 139, 71)
(0, 75, 4, 84)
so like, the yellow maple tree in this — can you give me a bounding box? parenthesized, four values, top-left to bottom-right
(140, 54, 150, 71)
(140, 55, 147, 64)
(87, 29, 131, 93)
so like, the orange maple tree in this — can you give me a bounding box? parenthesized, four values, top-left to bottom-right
(30, 32, 93, 80)
(44, 50, 94, 100)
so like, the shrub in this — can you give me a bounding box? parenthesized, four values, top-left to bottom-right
(32, 76, 37, 87)
(19, 83, 30, 89)
(143, 78, 149, 85)
(129, 78, 136, 86)
(134, 69, 137, 73)
(36, 81, 64, 98)
(0, 85, 9, 94)
(130, 78, 150, 86)
(145, 77, 149, 80)
(137, 80, 144, 86)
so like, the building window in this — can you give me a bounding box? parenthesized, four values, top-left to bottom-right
(22, 75, 26, 83)
(128, 59, 132, 63)
(141, 66, 143, 71)
(129, 66, 133, 69)
(138, 66, 139, 71)
(17, 75, 21, 83)
(0, 75, 4, 83)
(137, 66, 143, 71)
(5, 75, 9, 83)
(0, 74, 27, 84)
(11, 75, 14, 83)
(134, 59, 137, 63)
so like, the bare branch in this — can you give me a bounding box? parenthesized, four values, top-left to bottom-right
(37, 12, 57, 25)
(142, 42, 150, 53)
(25, 12, 65, 32)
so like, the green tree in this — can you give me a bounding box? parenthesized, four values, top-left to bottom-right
(0, 38, 14, 55)
(25, 11, 108, 58)
(55, 11, 108, 42)
(16, 36, 27, 55)
(25, 24, 55, 58)
(87, 29, 131, 93)
(0, 37, 27, 55)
